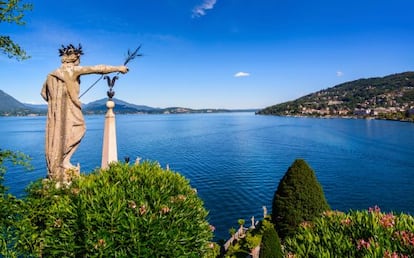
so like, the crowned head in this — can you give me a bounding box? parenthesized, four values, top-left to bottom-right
(59, 44, 84, 64)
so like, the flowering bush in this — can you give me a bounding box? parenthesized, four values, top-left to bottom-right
(14, 161, 217, 257)
(284, 206, 414, 257)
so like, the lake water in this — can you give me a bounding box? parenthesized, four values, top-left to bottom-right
(1, 113, 414, 240)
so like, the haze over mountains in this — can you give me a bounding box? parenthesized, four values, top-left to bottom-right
(2, 71, 414, 119)
(0, 90, 252, 116)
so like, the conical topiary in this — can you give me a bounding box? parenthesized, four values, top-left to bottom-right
(259, 220, 283, 258)
(271, 159, 330, 239)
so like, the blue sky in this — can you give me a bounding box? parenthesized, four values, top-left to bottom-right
(2, 0, 414, 109)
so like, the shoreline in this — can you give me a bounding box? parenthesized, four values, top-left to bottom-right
(255, 113, 414, 123)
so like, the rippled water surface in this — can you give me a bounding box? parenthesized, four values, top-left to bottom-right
(1, 113, 414, 240)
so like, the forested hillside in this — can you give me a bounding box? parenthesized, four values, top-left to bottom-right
(257, 72, 414, 122)
(0, 90, 33, 115)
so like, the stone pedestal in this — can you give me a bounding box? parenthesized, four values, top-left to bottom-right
(101, 100, 118, 168)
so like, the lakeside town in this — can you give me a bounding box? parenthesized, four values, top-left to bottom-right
(257, 72, 414, 122)
(295, 86, 414, 119)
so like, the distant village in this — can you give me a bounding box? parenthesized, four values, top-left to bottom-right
(257, 71, 414, 123)
(286, 86, 414, 121)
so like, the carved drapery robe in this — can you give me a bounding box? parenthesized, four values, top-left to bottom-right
(41, 65, 125, 183)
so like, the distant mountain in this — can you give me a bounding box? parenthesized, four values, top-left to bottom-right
(0, 90, 36, 115)
(257, 71, 414, 122)
(83, 98, 160, 114)
(0, 90, 26, 110)
(24, 103, 48, 112)
(0, 90, 255, 116)
(83, 99, 248, 114)
(161, 107, 238, 114)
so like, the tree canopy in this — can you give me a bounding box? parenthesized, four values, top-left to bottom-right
(271, 159, 330, 239)
(0, 0, 32, 60)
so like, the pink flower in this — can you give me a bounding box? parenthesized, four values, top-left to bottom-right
(170, 194, 187, 203)
(356, 239, 370, 250)
(341, 218, 352, 226)
(53, 218, 63, 228)
(383, 251, 409, 258)
(71, 188, 80, 195)
(380, 213, 395, 228)
(178, 194, 186, 201)
(209, 225, 216, 232)
(160, 206, 170, 214)
(394, 230, 414, 247)
(368, 205, 381, 214)
(128, 200, 137, 209)
(139, 205, 147, 215)
(300, 221, 312, 229)
(94, 238, 106, 249)
(322, 210, 344, 217)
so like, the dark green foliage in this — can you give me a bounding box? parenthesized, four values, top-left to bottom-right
(13, 161, 215, 257)
(0, 149, 31, 257)
(0, 194, 23, 257)
(15, 179, 80, 257)
(259, 220, 283, 258)
(271, 159, 330, 239)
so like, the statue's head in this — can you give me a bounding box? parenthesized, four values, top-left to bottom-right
(59, 44, 84, 64)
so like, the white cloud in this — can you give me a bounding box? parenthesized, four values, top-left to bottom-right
(234, 72, 250, 77)
(336, 71, 344, 77)
(192, 0, 217, 18)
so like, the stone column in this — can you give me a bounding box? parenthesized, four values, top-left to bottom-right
(101, 99, 118, 168)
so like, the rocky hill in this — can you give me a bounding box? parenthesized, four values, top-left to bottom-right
(257, 72, 414, 122)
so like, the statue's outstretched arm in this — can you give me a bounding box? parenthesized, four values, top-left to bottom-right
(75, 65, 128, 76)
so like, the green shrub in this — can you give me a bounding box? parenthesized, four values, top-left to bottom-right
(15, 179, 79, 257)
(224, 219, 283, 258)
(259, 220, 283, 258)
(271, 159, 330, 239)
(0, 149, 32, 194)
(16, 161, 215, 257)
(284, 207, 414, 257)
(1, 193, 24, 257)
(0, 149, 31, 257)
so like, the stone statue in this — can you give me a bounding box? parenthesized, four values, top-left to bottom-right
(41, 44, 128, 184)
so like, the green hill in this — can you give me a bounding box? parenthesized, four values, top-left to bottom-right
(0, 90, 26, 110)
(0, 90, 34, 116)
(0, 91, 251, 116)
(83, 98, 159, 114)
(257, 72, 414, 121)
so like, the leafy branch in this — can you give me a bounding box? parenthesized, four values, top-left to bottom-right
(0, 0, 33, 60)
